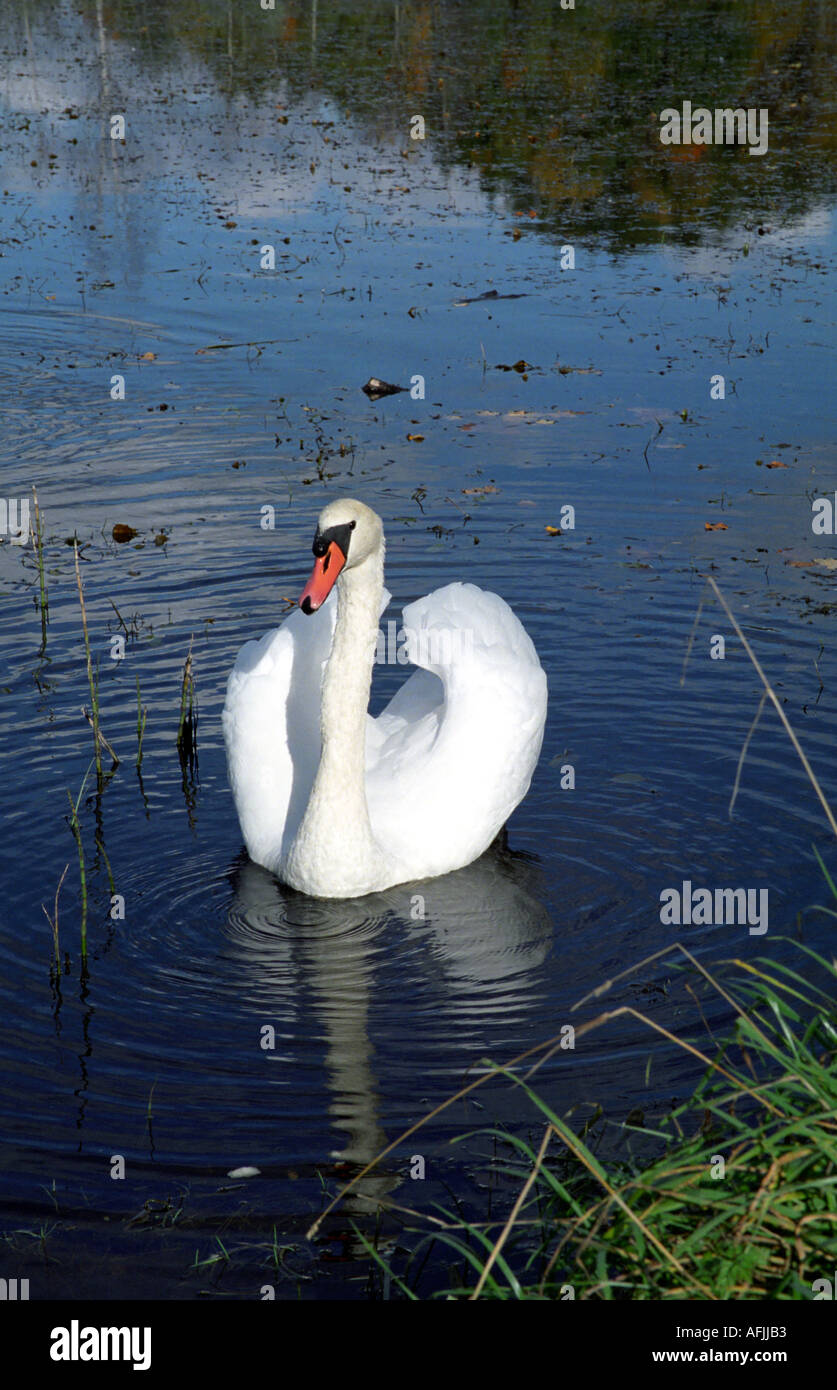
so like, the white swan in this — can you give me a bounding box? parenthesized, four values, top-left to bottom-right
(222, 499, 547, 899)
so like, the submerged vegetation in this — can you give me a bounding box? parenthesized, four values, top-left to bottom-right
(22, 514, 200, 975)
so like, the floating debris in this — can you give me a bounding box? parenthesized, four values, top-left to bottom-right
(361, 377, 407, 400)
(454, 289, 527, 306)
(504, 409, 586, 422)
(112, 523, 138, 543)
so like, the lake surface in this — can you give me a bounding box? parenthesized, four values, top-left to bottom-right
(1, 0, 835, 1298)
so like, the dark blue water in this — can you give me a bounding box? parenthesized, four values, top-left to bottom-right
(1, 0, 835, 1298)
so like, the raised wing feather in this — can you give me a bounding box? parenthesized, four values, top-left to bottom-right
(366, 582, 547, 880)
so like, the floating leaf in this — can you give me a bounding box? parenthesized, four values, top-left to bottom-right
(704, 522, 729, 531)
(788, 557, 837, 570)
(112, 524, 138, 543)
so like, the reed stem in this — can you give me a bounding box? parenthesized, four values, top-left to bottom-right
(74, 541, 102, 786)
(176, 638, 196, 761)
(41, 863, 68, 975)
(32, 485, 48, 651)
(136, 673, 147, 769)
(66, 782, 88, 962)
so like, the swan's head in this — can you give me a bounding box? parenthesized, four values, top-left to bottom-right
(299, 498, 383, 614)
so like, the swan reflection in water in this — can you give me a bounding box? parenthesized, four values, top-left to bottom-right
(224, 836, 553, 1220)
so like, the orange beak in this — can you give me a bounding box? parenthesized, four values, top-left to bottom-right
(299, 541, 346, 613)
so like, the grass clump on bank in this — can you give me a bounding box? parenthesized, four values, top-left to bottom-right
(332, 942, 837, 1300)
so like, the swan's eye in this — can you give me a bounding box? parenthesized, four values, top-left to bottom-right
(315, 521, 353, 562)
(349, 520, 356, 530)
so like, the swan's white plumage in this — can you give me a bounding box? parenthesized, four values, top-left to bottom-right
(222, 593, 338, 871)
(365, 582, 546, 880)
(223, 502, 547, 898)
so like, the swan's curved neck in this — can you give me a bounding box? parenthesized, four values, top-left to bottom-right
(286, 543, 385, 894)
(318, 546, 383, 792)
